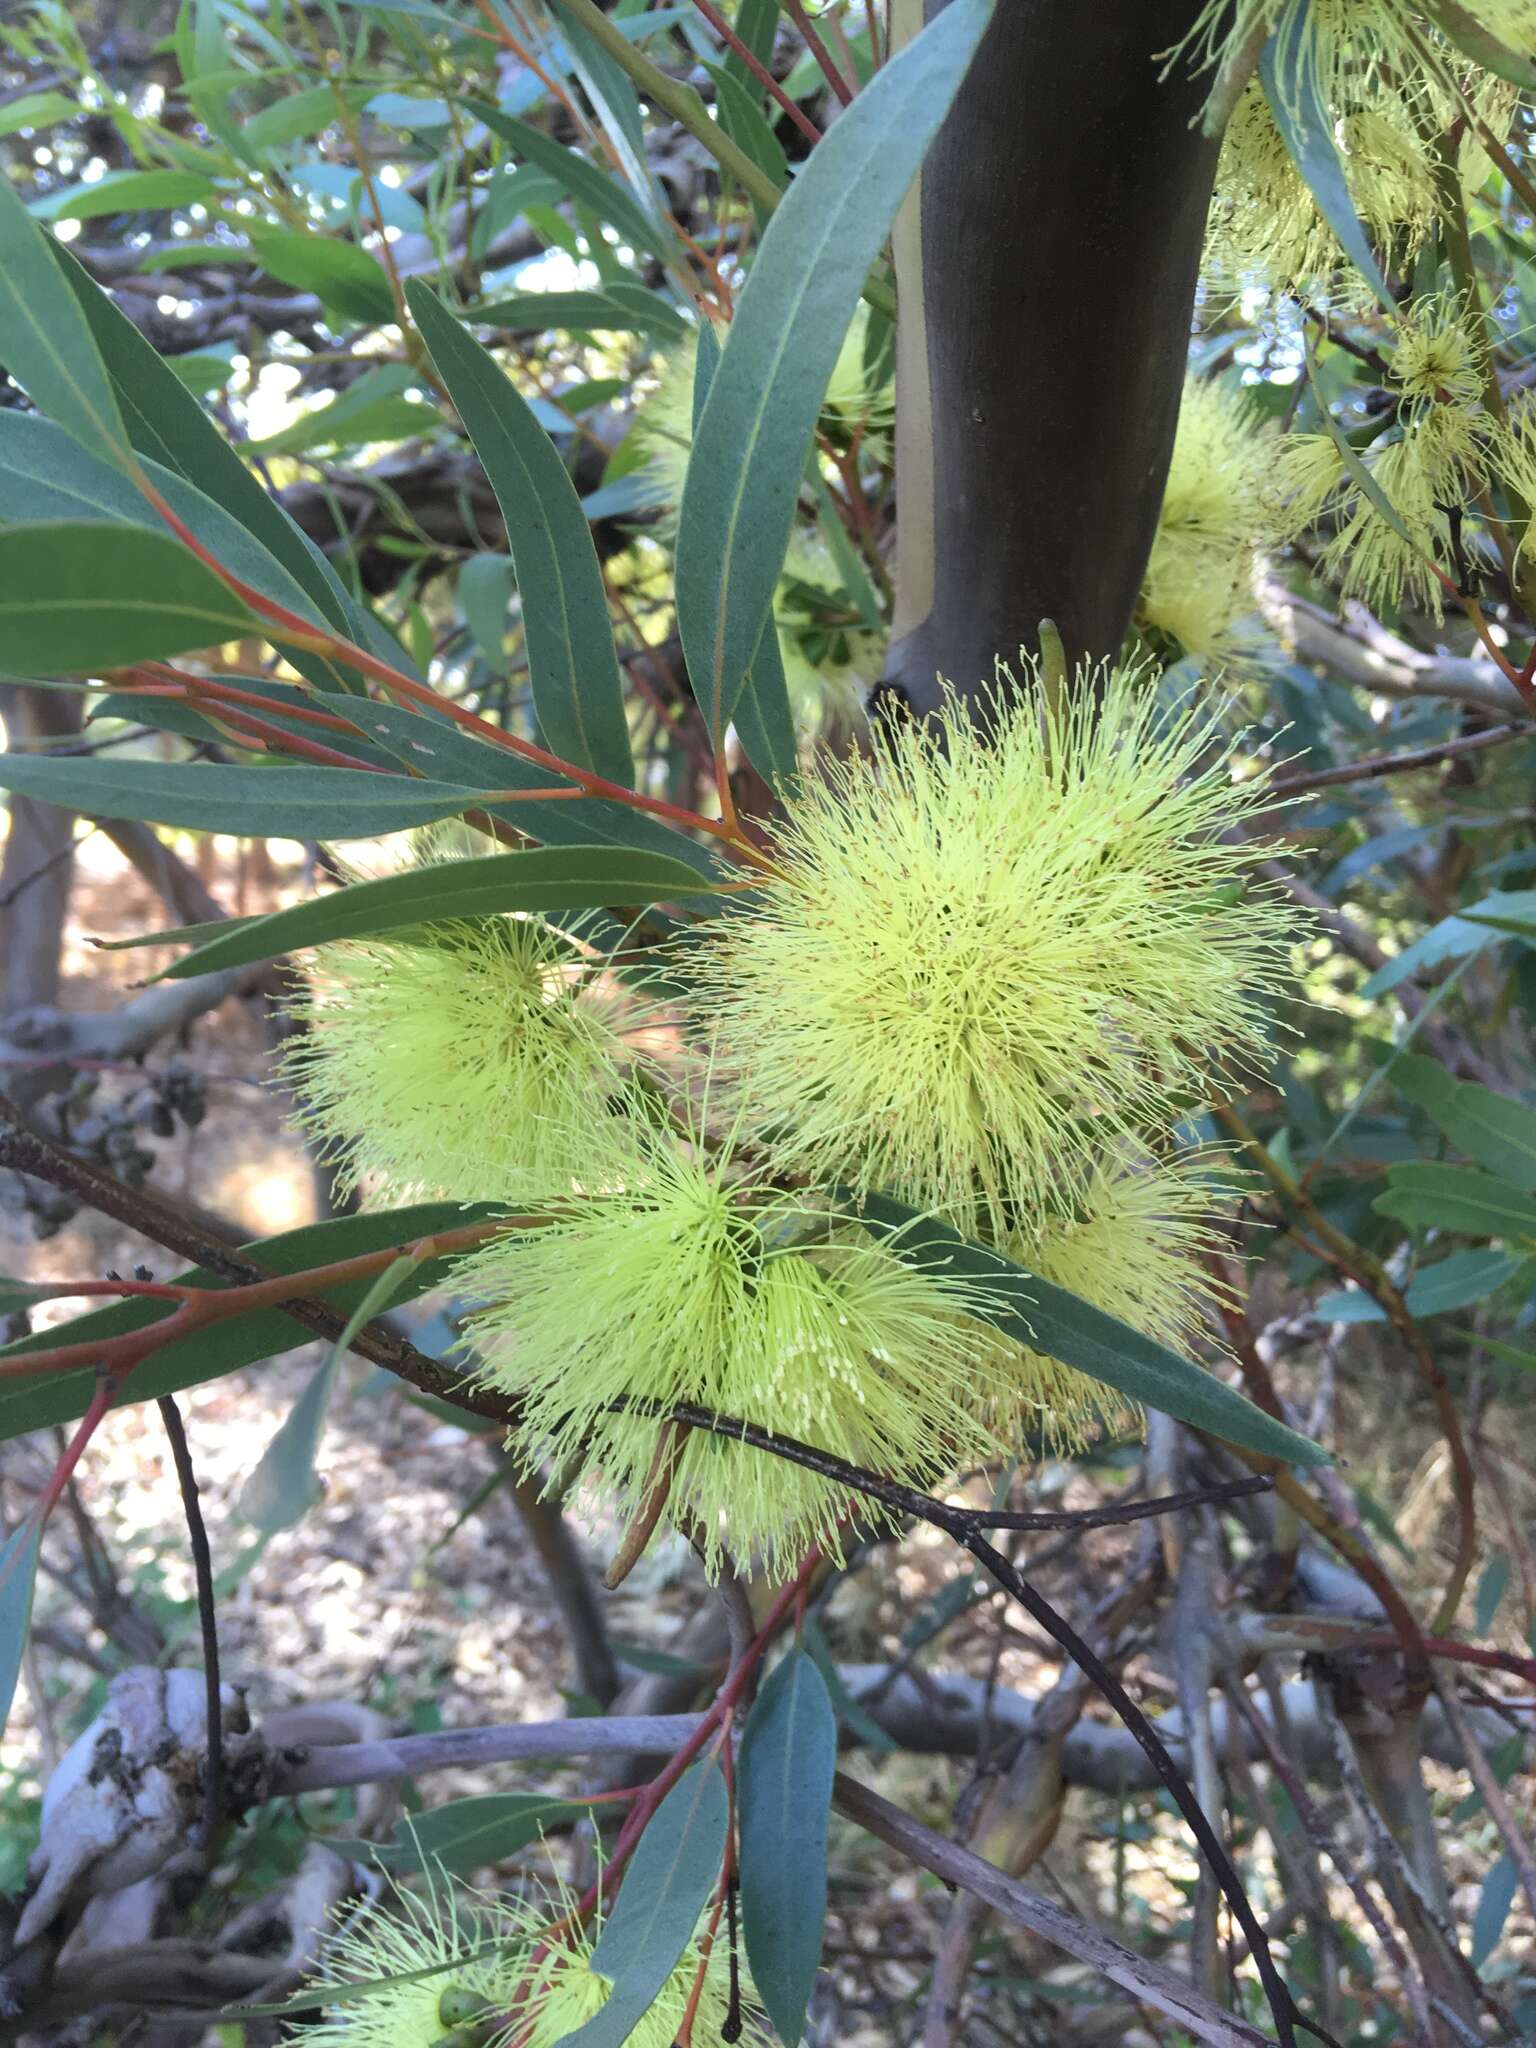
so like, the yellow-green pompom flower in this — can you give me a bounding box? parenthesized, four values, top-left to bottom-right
(295, 1884, 518, 2048)
(1202, 73, 1507, 303)
(1138, 376, 1295, 660)
(692, 661, 1290, 1240)
(985, 1151, 1229, 1451)
(456, 1133, 1013, 1575)
(1495, 402, 1536, 570)
(776, 535, 883, 735)
(286, 916, 639, 1206)
(1388, 297, 1486, 413)
(295, 1873, 763, 2048)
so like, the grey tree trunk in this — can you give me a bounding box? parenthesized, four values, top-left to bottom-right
(885, 0, 1221, 715)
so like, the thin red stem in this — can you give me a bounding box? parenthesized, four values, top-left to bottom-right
(783, 0, 855, 104)
(689, 0, 823, 144)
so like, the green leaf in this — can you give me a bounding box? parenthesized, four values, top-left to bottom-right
(153, 845, 721, 979)
(408, 280, 636, 788)
(1374, 1163, 1536, 1238)
(1462, 889, 1536, 941)
(90, 676, 392, 770)
(252, 364, 439, 455)
(239, 1254, 420, 1533)
(557, 1761, 729, 2048)
(738, 1650, 835, 2047)
(472, 102, 678, 267)
(688, 315, 797, 785)
(0, 754, 501, 840)
(0, 1519, 41, 1741)
(703, 60, 790, 222)
(338, 1793, 599, 1875)
(1260, 2, 1395, 315)
(34, 170, 217, 222)
(0, 414, 332, 627)
(245, 82, 376, 153)
(1361, 904, 1499, 997)
(1471, 1854, 1518, 1970)
(0, 180, 132, 472)
(48, 242, 363, 648)
(674, 0, 991, 749)
(1475, 1553, 1510, 1637)
(468, 286, 687, 339)
(252, 232, 397, 327)
(0, 1203, 493, 1443)
(252, 232, 397, 326)
(0, 91, 84, 136)
(1392, 1055, 1536, 1190)
(1316, 1249, 1527, 1322)
(0, 521, 257, 671)
(302, 695, 721, 870)
(854, 1191, 1328, 1467)
(1420, 0, 1536, 89)
(459, 552, 515, 666)
(1483, 1335, 1536, 1375)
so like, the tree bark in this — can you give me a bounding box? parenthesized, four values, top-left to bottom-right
(885, 0, 1221, 714)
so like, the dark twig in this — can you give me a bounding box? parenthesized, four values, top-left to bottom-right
(156, 1395, 222, 1849)
(1269, 723, 1525, 797)
(646, 1400, 1307, 2048)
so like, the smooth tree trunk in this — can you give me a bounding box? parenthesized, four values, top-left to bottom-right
(884, 0, 1222, 716)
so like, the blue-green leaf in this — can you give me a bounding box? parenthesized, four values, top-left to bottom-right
(34, 170, 216, 222)
(854, 1191, 1328, 1467)
(153, 845, 721, 979)
(1316, 1248, 1527, 1322)
(554, 1761, 729, 2047)
(674, 0, 991, 750)
(1260, 2, 1395, 316)
(0, 181, 131, 472)
(0, 521, 257, 671)
(738, 1649, 835, 2046)
(303, 694, 720, 871)
(1472, 1854, 1518, 1970)
(0, 753, 501, 840)
(688, 318, 797, 782)
(1374, 1163, 1536, 1238)
(0, 1520, 42, 1741)
(1421, 0, 1536, 90)
(472, 102, 678, 267)
(0, 1204, 495, 1443)
(238, 1254, 420, 1533)
(408, 280, 636, 788)
(1392, 1055, 1536, 1191)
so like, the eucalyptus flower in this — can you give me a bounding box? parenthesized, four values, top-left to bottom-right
(456, 1132, 1013, 1575)
(986, 1151, 1230, 1451)
(286, 916, 638, 1206)
(1138, 376, 1297, 660)
(296, 1872, 759, 2048)
(693, 660, 1290, 1240)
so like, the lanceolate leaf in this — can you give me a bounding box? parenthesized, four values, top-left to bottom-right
(0, 414, 331, 627)
(1392, 1055, 1536, 1191)
(689, 316, 797, 785)
(738, 1649, 836, 2046)
(469, 286, 688, 340)
(855, 1191, 1328, 1467)
(556, 1761, 729, 2048)
(1421, 0, 1536, 90)
(1374, 1163, 1536, 1238)
(0, 181, 131, 475)
(50, 241, 369, 654)
(0, 522, 257, 671)
(1260, 2, 1396, 316)
(674, 0, 992, 752)
(472, 103, 678, 268)
(0, 754, 501, 840)
(408, 281, 636, 788)
(238, 1255, 420, 1533)
(303, 693, 720, 872)
(0, 1519, 42, 1741)
(0, 1204, 499, 1444)
(153, 846, 722, 980)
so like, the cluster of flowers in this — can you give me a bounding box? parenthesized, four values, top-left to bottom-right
(297, 1874, 752, 2048)
(1179, 0, 1532, 302)
(289, 661, 1289, 1579)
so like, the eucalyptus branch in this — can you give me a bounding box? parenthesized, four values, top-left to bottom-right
(156, 1394, 223, 1848)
